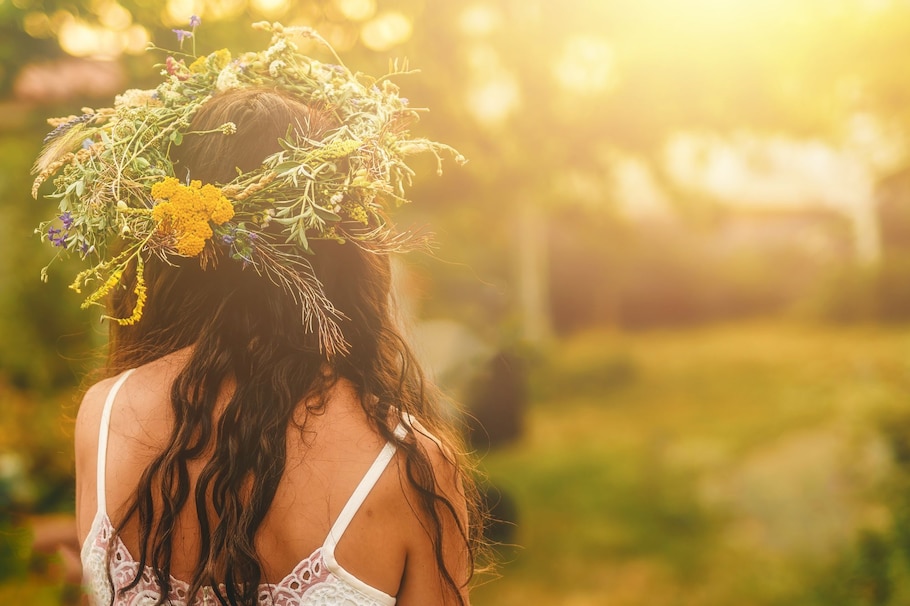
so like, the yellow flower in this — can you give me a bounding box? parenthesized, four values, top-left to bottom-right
(189, 49, 231, 74)
(151, 176, 180, 200)
(151, 177, 234, 257)
(81, 268, 123, 309)
(189, 56, 207, 73)
(116, 256, 147, 326)
(211, 48, 232, 70)
(305, 139, 361, 165)
(346, 205, 369, 225)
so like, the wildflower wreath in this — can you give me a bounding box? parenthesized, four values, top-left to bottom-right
(32, 18, 464, 355)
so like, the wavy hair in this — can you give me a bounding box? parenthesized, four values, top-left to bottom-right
(103, 89, 481, 605)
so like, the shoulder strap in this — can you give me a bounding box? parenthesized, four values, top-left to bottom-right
(323, 423, 407, 553)
(95, 369, 135, 514)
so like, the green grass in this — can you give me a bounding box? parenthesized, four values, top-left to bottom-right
(472, 322, 910, 606)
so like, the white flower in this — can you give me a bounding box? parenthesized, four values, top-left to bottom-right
(163, 90, 183, 104)
(216, 68, 240, 92)
(115, 88, 158, 108)
(330, 192, 344, 206)
(269, 60, 286, 78)
(264, 39, 287, 61)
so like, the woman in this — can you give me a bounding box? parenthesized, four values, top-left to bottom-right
(36, 22, 479, 606)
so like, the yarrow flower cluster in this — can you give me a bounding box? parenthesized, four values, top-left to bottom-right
(31, 18, 464, 354)
(150, 177, 234, 256)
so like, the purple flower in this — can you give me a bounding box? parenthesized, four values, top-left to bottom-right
(222, 234, 235, 244)
(60, 212, 74, 229)
(173, 29, 193, 44)
(189, 15, 201, 27)
(47, 226, 66, 247)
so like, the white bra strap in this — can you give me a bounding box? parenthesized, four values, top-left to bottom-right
(96, 369, 135, 514)
(323, 423, 407, 553)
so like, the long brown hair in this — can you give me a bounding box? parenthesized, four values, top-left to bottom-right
(105, 88, 480, 605)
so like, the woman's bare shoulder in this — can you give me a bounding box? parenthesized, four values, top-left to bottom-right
(75, 351, 190, 454)
(74, 375, 122, 452)
(400, 415, 460, 478)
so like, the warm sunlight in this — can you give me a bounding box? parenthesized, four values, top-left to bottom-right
(359, 10, 412, 51)
(8, 2, 910, 605)
(250, 0, 289, 18)
(334, 0, 376, 22)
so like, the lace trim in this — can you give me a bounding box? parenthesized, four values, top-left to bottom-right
(82, 515, 395, 606)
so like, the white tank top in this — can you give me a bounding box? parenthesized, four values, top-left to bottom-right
(80, 368, 401, 605)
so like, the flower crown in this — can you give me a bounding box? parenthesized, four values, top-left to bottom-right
(32, 19, 464, 355)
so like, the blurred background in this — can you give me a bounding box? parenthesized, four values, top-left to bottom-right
(4, 0, 910, 604)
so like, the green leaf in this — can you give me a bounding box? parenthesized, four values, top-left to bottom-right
(273, 162, 299, 173)
(294, 224, 309, 250)
(313, 206, 342, 222)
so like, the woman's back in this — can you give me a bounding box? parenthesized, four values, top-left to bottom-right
(75, 348, 462, 604)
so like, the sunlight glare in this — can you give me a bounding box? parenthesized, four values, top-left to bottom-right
(466, 74, 520, 126)
(98, 2, 133, 30)
(320, 22, 359, 53)
(334, 0, 376, 22)
(612, 155, 673, 221)
(206, 0, 246, 20)
(251, 0, 290, 18)
(59, 19, 100, 57)
(123, 24, 151, 54)
(462, 43, 520, 125)
(165, 0, 203, 26)
(663, 131, 875, 212)
(459, 3, 501, 37)
(861, 0, 893, 13)
(97, 27, 126, 57)
(361, 12, 412, 52)
(552, 34, 614, 96)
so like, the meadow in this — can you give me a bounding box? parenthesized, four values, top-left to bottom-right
(472, 321, 910, 606)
